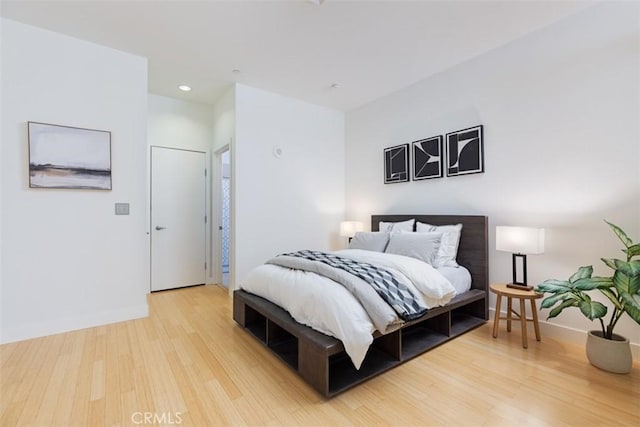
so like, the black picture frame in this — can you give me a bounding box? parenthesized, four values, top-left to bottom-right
(412, 136, 443, 180)
(384, 144, 409, 184)
(446, 125, 484, 177)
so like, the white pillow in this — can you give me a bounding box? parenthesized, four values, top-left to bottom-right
(349, 232, 390, 252)
(384, 232, 441, 264)
(416, 222, 462, 267)
(378, 219, 415, 233)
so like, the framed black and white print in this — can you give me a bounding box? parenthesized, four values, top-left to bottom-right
(28, 121, 112, 190)
(384, 144, 409, 184)
(412, 136, 443, 180)
(446, 125, 484, 177)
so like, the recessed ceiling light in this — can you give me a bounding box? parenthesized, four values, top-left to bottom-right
(178, 85, 192, 92)
(330, 83, 341, 89)
(232, 69, 241, 74)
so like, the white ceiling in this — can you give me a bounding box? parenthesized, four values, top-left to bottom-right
(1, 0, 594, 111)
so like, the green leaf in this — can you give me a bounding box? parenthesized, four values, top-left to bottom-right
(599, 287, 624, 310)
(606, 259, 640, 277)
(578, 299, 607, 320)
(540, 293, 573, 309)
(569, 266, 593, 283)
(548, 299, 579, 319)
(613, 270, 640, 296)
(601, 258, 617, 270)
(630, 260, 640, 276)
(573, 276, 612, 291)
(620, 292, 640, 325)
(606, 221, 633, 248)
(626, 243, 640, 259)
(536, 279, 572, 293)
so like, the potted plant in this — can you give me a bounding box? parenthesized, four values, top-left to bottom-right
(536, 221, 640, 373)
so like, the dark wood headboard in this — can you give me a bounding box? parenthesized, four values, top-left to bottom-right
(371, 215, 488, 292)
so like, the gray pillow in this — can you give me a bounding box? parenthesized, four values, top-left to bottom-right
(378, 219, 415, 232)
(384, 232, 442, 264)
(349, 232, 390, 252)
(416, 222, 462, 267)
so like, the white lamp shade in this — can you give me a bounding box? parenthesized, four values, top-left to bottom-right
(496, 226, 545, 254)
(340, 221, 364, 238)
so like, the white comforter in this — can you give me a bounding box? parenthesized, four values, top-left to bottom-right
(240, 249, 456, 369)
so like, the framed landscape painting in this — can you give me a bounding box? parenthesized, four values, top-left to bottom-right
(28, 122, 112, 190)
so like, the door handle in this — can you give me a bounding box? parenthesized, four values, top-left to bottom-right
(155, 226, 166, 231)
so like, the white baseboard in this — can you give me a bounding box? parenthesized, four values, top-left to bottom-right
(0, 304, 149, 345)
(488, 308, 639, 359)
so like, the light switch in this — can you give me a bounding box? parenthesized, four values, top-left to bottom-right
(115, 203, 130, 215)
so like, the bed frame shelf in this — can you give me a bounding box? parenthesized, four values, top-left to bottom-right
(328, 347, 398, 394)
(400, 325, 449, 359)
(233, 214, 488, 397)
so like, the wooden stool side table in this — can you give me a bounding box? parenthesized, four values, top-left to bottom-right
(490, 283, 543, 348)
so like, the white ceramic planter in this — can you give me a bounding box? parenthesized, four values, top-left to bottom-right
(586, 330, 632, 374)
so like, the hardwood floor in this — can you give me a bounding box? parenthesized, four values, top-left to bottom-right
(1, 284, 638, 426)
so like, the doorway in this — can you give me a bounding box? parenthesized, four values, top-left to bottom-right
(220, 148, 231, 287)
(150, 146, 207, 291)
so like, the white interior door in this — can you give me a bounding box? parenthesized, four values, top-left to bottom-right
(151, 147, 206, 291)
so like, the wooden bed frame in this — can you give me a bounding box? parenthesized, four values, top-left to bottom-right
(233, 214, 488, 397)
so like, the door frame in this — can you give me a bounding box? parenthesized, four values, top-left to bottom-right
(149, 145, 211, 291)
(212, 144, 231, 287)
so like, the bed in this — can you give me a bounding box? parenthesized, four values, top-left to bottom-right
(233, 214, 488, 397)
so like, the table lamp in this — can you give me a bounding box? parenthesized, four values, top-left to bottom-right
(496, 226, 545, 290)
(340, 221, 363, 243)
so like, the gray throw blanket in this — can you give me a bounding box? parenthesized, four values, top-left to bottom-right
(268, 250, 428, 331)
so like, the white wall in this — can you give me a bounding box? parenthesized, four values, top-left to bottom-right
(0, 19, 149, 343)
(148, 94, 213, 152)
(212, 85, 236, 154)
(346, 3, 640, 346)
(0, 17, 4, 335)
(147, 94, 214, 282)
(234, 84, 345, 288)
